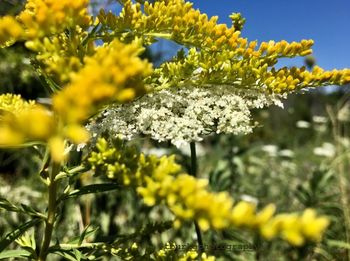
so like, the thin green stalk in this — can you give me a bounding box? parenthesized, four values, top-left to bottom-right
(38, 162, 61, 261)
(190, 142, 204, 255)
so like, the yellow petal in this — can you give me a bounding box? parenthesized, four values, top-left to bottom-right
(65, 124, 90, 143)
(49, 136, 66, 162)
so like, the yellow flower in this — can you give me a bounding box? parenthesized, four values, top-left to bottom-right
(0, 94, 91, 161)
(64, 124, 90, 144)
(255, 204, 276, 226)
(201, 253, 216, 261)
(48, 136, 66, 162)
(0, 105, 55, 146)
(231, 201, 256, 227)
(24, 31, 92, 83)
(0, 94, 35, 114)
(18, 0, 91, 39)
(0, 16, 24, 46)
(53, 39, 152, 124)
(0, 125, 23, 145)
(300, 209, 330, 241)
(88, 137, 330, 246)
(260, 220, 279, 240)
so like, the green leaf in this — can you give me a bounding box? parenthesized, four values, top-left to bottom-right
(15, 232, 37, 258)
(52, 250, 81, 261)
(67, 226, 99, 245)
(52, 249, 90, 261)
(0, 218, 41, 252)
(59, 183, 120, 201)
(327, 239, 350, 249)
(79, 225, 99, 246)
(0, 197, 45, 219)
(0, 249, 32, 259)
(313, 246, 334, 261)
(0, 197, 18, 212)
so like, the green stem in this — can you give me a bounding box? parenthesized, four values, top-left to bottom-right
(327, 106, 350, 261)
(38, 162, 60, 261)
(190, 142, 204, 255)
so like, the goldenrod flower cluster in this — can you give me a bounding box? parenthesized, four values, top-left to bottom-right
(87, 138, 330, 246)
(87, 138, 180, 187)
(0, 16, 24, 47)
(0, 0, 93, 81)
(25, 30, 93, 83)
(265, 65, 350, 92)
(18, 0, 91, 39)
(260, 209, 330, 246)
(0, 0, 90, 46)
(0, 95, 53, 146)
(110, 242, 215, 260)
(156, 249, 216, 261)
(0, 38, 151, 161)
(0, 94, 73, 161)
(0, 93, 35, 114)
(98, 0, 350, 93)
(53, 39, 152, 125)
(149, 42, 350, 94)
(0, 106, 53, 145)
(178, 251, 215, 261)
(1, 0, 349, 94)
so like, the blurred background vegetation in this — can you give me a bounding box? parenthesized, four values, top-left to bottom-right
(1, 1, 350, 260)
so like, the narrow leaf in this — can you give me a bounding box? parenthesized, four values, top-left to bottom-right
(0, 197, 45, 219)
(0, 197, 19, 212)
(328, 239, 350, 249)
(79, 225, 98, 246)
(0, 249, 32, 259)
(68, 226, 99, 245)
(60, 183, 120, 201)
(0, 219, 41, 252)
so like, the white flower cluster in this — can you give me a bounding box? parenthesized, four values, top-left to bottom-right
(87, 86, 283, 147)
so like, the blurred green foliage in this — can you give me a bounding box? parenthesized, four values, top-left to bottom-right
(0, 0, 25, 16)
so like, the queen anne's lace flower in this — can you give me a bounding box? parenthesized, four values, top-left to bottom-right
(88, 86, 283, 147)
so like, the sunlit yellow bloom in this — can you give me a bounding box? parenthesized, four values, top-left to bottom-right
(98, 0, 350, 94)
(53, 39, 152, 124)
(300, 209, 330, 241)
(178, 250, 198, 261)
(155, 244, 215, 260)
(48, 136, 66, 162)
(0, 105, 55, 146)
(24, 30, 92, 83)
(88, 138, 330, 246)
(231, 201, 256, 227)
(0, 94, 35, 114)
(0, 16, 24, 46)
(18, 0, 91, 39)
(0, 125, 23, 145)
(0, 94, 90, 161)
(255, 204, 276, 226)
(63, 124, 90, 144)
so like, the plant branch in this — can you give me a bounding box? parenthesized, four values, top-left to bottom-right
(38, 162, 61, 261)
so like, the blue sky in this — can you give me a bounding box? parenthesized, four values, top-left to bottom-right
(192, 0, 350, 70)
